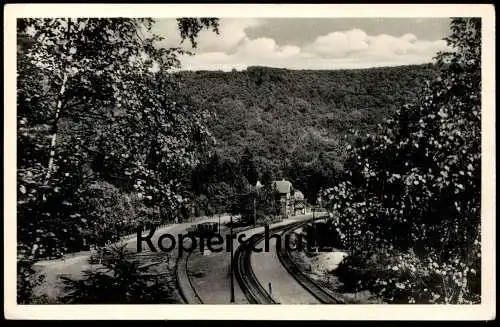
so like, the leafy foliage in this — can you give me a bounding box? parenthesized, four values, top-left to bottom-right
(17, 18, 219, 261)
(17, 258, 45, 304)
(17, 18, 219, 304)
(229, 181, 278, 225)
(78, 181, 152, 246)
(323, 18, 481, 304)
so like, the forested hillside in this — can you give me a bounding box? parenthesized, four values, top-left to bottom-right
(179, 64, 439, 203)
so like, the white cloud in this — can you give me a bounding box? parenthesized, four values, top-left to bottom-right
(306, 29, 450, 61)
(307, 29, 369, 58)
(152, 18, 263, 52)
(151, 22, 451, 71)
(195, 18, 262, 52)
(236, 37, 301, 59)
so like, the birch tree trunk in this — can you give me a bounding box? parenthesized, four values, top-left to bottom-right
(44, 19, 72, 185)
(44, 72, 68, 183)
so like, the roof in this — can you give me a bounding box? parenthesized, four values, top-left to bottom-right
(294, 190, 305, 201)
(272, 180, 292, 194)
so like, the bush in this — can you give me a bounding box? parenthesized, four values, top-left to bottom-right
(60, 245, 175, 304)
(80, 181, 147, 247)
(17, 257, 45, 304)
(336, 243, 480, 304)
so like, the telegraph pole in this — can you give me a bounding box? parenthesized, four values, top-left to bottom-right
(230, 214, 235, 303)
(253, 194, 257, 227)
(312, 206, 316, 250)
(253, 182, 262, 227)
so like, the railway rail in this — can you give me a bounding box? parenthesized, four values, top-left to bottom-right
(276, 223, 346, 304)
(233, 221, 307, 304)
(176, 247, 204, 304)
(176, 221, 221, 304)
(178, 215, 343, 305)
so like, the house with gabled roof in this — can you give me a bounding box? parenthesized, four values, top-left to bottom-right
(271, 179, 294, 218)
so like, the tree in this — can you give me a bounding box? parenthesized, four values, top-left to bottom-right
(17, 18, 219, 260)
(323, 18, 481, 304)
(189, 151, 250, 215)
(240, 147, 259, 185)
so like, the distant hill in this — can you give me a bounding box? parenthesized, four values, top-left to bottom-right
(177, 64, 439, 201)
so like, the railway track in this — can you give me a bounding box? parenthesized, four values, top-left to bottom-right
(178, 215, 341, 305)
(233, 220, 307, 304)
(276, 223, 346, 304)
(176, 249, 204, 304)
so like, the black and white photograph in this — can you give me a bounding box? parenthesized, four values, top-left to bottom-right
(4, 3, 496, 320)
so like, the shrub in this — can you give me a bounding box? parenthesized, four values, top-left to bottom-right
(17, 257, 45, 304)
(80, 181, 147, 247)
(60, 245, 175, 304)
(336, 241, 480, 304)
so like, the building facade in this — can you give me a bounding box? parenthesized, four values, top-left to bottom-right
(271, 179, 293, 218)
(270, 179, 307, 218)
(293, 190, 306, 215)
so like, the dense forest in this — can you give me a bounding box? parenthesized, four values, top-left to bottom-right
(180, 64, 439, 206)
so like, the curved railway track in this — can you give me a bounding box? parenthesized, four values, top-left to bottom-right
(233, 221, 307, 304)
(276, 223, 346, 304)
(178, 216, 343, 305)
(176, 249, 204, 304)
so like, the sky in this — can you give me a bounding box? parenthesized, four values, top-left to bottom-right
(152, 18, 452, 71)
